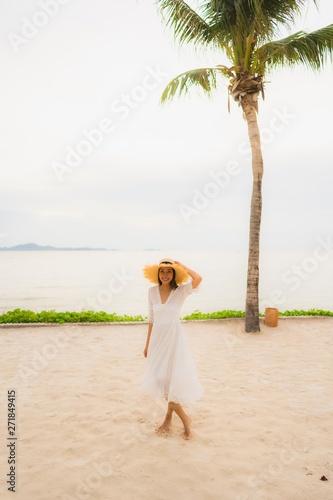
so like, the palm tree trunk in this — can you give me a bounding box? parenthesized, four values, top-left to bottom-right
(241, 94, 263, 333)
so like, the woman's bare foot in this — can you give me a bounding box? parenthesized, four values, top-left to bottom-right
(183, 415, 192, 440)
(167, 402, 193, 440)
(155, 413, 172, 435)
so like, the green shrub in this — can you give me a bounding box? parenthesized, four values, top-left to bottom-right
(182, 309, 246, 320)
(0, 309, 146, 324)
(279, 309, 333, 317)
(0, 308, 332, 324)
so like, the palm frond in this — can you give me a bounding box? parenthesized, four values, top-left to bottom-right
(254, 24, 333, 72)
(197, 1, 320, 67)
(250, 0, 318, 32)
(200, 0, 318, 41)
(160, 66, 233, 103)
(155, 0, 218, 48)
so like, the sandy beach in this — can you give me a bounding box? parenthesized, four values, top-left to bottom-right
(0, 318, 332, 500)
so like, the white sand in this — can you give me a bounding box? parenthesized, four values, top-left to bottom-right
(0, 318, 332, 500)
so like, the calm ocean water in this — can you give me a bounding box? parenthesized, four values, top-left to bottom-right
(0, 250, 332, 316)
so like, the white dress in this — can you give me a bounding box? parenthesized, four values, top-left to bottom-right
(142, 281, 204, 404)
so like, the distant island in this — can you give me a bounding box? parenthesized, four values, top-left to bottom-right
(0, 243, 111, 251)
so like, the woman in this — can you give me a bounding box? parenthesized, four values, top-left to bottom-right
(142, 259, 204, 440)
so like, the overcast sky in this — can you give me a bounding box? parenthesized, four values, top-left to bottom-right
(1, 0, 332, 251)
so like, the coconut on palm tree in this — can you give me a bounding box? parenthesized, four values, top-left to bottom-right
(154, 0, 333, 332)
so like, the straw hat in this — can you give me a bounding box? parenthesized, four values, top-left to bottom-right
(143, 259, 190, 285)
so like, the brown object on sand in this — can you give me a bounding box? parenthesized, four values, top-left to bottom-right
(265, 307, 279, 327)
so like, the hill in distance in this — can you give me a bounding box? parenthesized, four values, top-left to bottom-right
(0, 243, 111, 251)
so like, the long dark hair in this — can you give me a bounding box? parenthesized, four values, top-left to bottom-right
(158, 267, 178, 289)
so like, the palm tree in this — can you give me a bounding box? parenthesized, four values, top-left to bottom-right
(154, 0, 333, 332)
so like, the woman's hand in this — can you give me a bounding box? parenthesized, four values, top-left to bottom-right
(174, 261, 187, 270)
(175, 261, 202, 289)
(144, 324, 152, 358)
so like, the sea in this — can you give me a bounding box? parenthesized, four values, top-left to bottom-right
(0, 250, 332, 317)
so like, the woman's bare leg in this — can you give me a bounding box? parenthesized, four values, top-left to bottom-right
(156, 404, 173, 434)
(169, 402, 192, 439)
